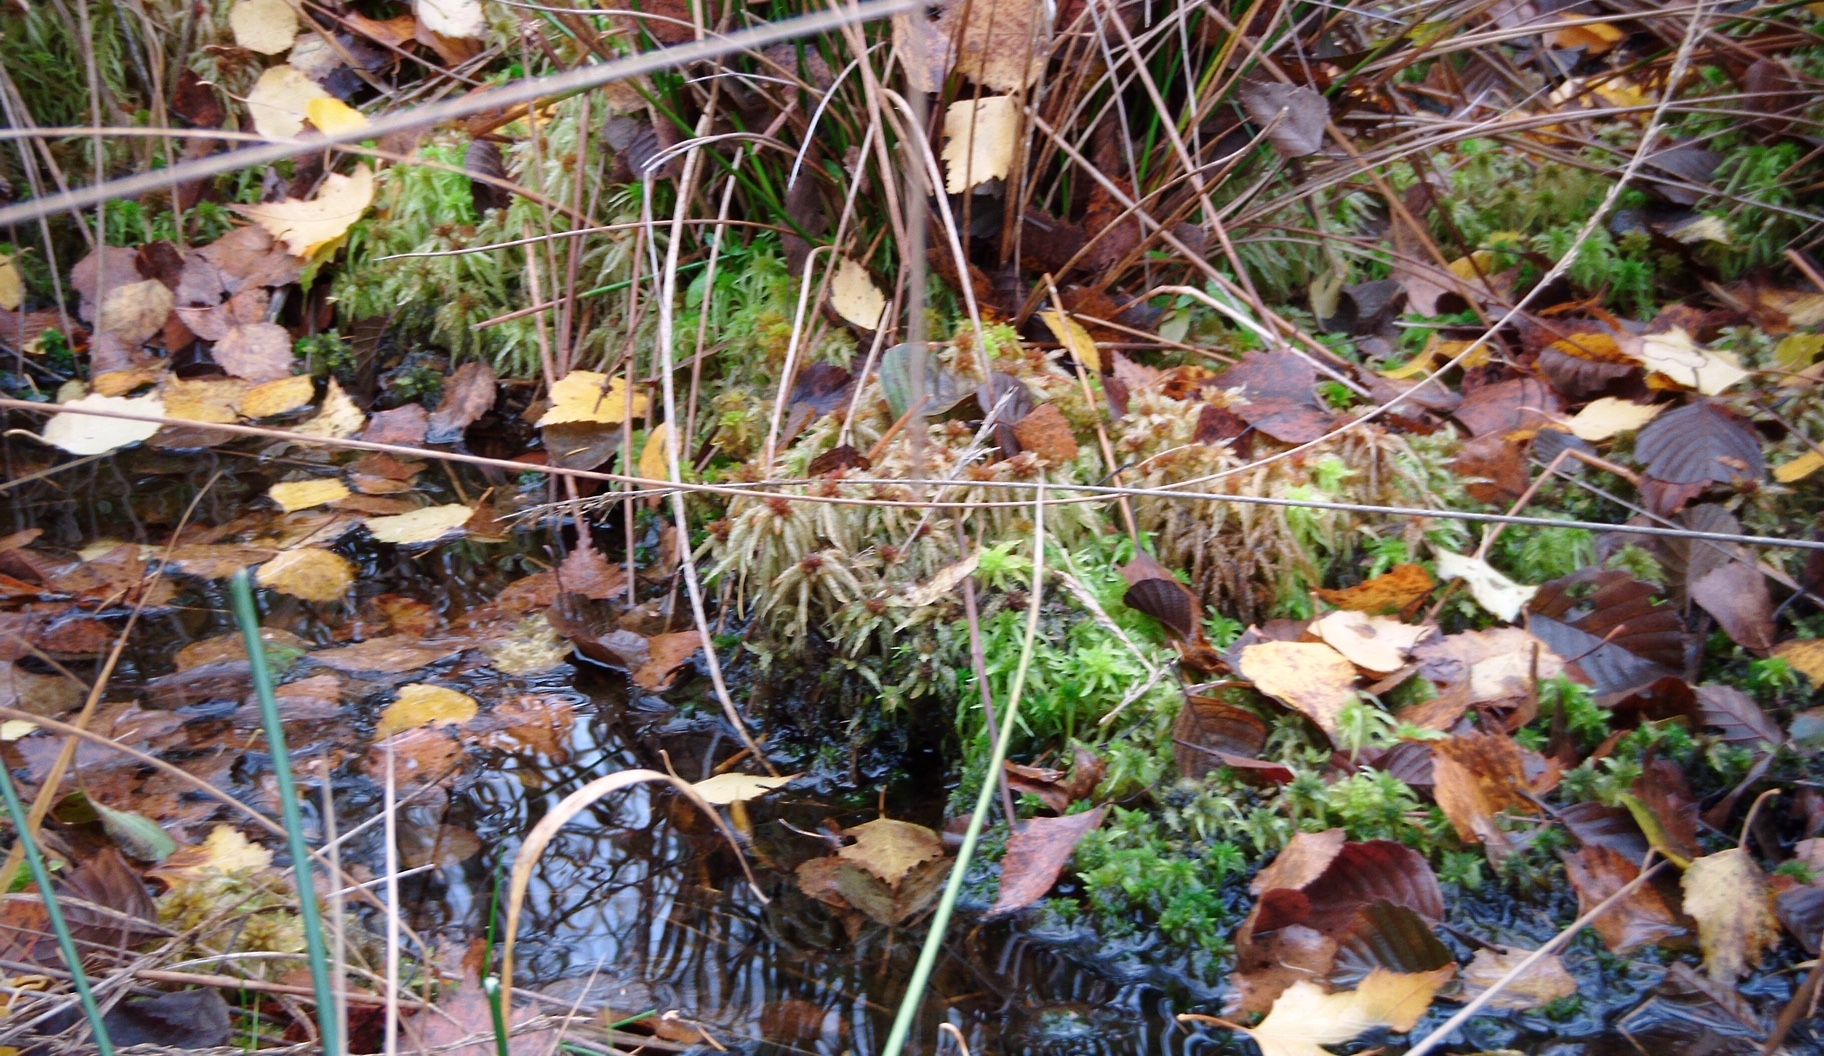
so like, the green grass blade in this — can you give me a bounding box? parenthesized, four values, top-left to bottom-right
(229, 569, 341, 1056)
(0, 763, 115, 1056)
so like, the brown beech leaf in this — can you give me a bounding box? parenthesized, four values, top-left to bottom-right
(1561, 844, 1687, 953)
(1329, 900, 1453, 984)
(1314, 564, 1435, 616)
(1689, 560, 1776, 653)
(1120, 553, 1200, 640)
(1558, 800, 1651, 863)
(1238, 641, 1359, 740)
(1693, 684, 1782, 755)
(1412, 627, 1564, 705)
(1258, 839, 1446, 938)
(1431, 730, 1539, 857)
(1251, 829, 1347, 896)
(1452, 377, 1562, 438)
(425, 360, 498, 444)
(1633, 400, 1765, 487)
(1217, 350, 1339, 443)
(631, 631, 701, 691)
(988, 806, 1107, 917)
(311, 635, 465, 674)
(1527, 570, 1685, 694)
(1173, 696, 1291, 784)
(1621, 759, 1701, 867)
(1682, 847, 1779, 981)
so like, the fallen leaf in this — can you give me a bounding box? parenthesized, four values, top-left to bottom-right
(377, 683, 479, 737)
(292, 377, 365, 438)
(425, 360, 497, 443)
(267, 478, 350, 513)
(1459, 947, 1578, 1009)
(638, 422, 672, 482)
(1238, 81, 1329, 158)
(1566, 397, 1663, 441)
(235, 165, 375, 257)
(39, 392, 166, 455)
(1214, 966, 1454, 1056)
(632, 630, 702, 691)
(1310, 610, 1431, 674)
(1547, 16, 1623, 53)
(1431, 730, 1539, 853)
(934, 0, 1048, 91)
(893, 9, 951, 93)
(1121, 553, 1201, 640)
(255, 547, 353, 602)
(244, 64, 330, 139)
(830, 256, 886, 330)
(398, 824, 482, 868)
(689, 772, 796, 805)
(554, 546, 630, 600)
(1434, 550, 1536, 622)
(150, 825, 273, 884)
(536, 371, 649, 427)
(312, 635, 464, 673)
(213, 323, 297, 382)
(1689, 560, 1775, 653)
(842, 818, 944, 887)
(1036, 309, 1101, 374)
(0, 253, 23, 311)
(365, 504, 473, 545)
(1412, 627, 1564, 705)
(988, 806, 1107, 916)
(1694, 683, 1783, 754)
(1238, 641, 1359, 740)
(1451, 377, 1562, 438)
(97, 280, 174, 344)
(1174, 695, 1291, 784)
(942, 95, 1021, 194)
(1774, 450, 1824, 483)
(1561, 844, 1686, 953)
(1632, 330, 1749, 395)
(1682, 847, 1779, 981)
(906, 550, 982, 609)
(404, 974, 557, 1056)
(415, 0, 485, 39)
(1011, 404, 1079, 464)
(1218, 350, 1339, 443)
(1528, 570, 1685, 694)
(1315, 564, 1435, 615)
(306, 97, 367, 136)
(229, 0, 299, 54)
(1774, 638, 1824, 685)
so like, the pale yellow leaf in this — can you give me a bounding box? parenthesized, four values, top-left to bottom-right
(1310, 609, 1432, 674)
(1566, 397, 1663, 441)
(246, 64, 331, 140)
(639, 422, 671, 482)
(267, 478, 351, 513)
(1434, 550, 1536, 622)
(365, 504, 472, 545)
(1460, 947, 1578, 1010)
(415, 0, 485, 39)
(1682, 847, 1779, 981)
(1632, 329, 1748, 396)
(235, 164, 375, 257)
(1237, 641, 1359, 739)
(230, 0, 300, 54)
(39, 392, 165, 454)
(377, 683, 478, 737)
(1773, 638, 1824, 684)
(307, 97, 368, 136)
(97, 279, 174, 344)
(292, 377, 365, 438)
(1037, 309, 1101, 374)
(0, 253, 22, 311)
(162, 377, 251, 424)
(536, 371, 649, 427)
(239, 374, 315, 418)
(942, 95, 1021, 194)
(1775, 450, 1824, 483)
(936, 0, 1049, 92)
(1235, 966, 1454, 1056)
(198, 826, 272, 873)
(830, 256, 886, 330)
(690, 772, 798, 805)
(1666, 214, 1731, 246)
(0, 719, 39, 741)
(255, 546, 354, 601)
(906, 550, 983, 608)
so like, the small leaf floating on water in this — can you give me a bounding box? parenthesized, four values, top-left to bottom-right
(31, 392, 166, 455)
(1183, 965, 1454, 1056)
(255, 546, 354, 602)
(1458, 945, 1579, 1010)
(364, 503, 474, 545)
(689, 772, 796, 806)
(376, 683, 479, 737)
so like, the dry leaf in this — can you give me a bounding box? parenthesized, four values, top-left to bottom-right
(98, 280, 174, 344)
(637, 422, 672, 483)
(415, 0, 485, 39)
(1561, 844, 1687, 953)
(1459, 947, 1578, 1009)
(1547, 17, 1623, 53)
(1238, 641, 1359, 739)
(1774, 638, 1824, 685)
(245, 64, 330, 139)
(1682, 847, 1779, 981)
(306, 97, 368, 136)
(229, 0, 300, 54)
(377, 683, 478, 737)
(1220, 966, 1454, 1056)
(1434, 550, 1536, 622)
(1631, 330, 1749, 395)
(1431, 730, 1539, 851)
(1238, 81, 1329, 158)
(830, 256, 886, 330)
(236, 165, 375, 257)
(942, 96, 1020, 194)
(988, 806, 1108, 916)
(1566, 397, 1663, 441)
(690, 772, 796, 805)
(936, 0, 1049, 91)
(1315, 564, 1435, 615)
(1310, 610, 1431, 674)
(268, 478, 351, 513)
(365, 504, 473, 545)
(240, 374, 315, 417)
(39, 392, 165, 454)
(255, 547, 354, 601)
(1037, 309, 1101, 374)
(536, 371, 649, 426)
(0, 254, 22, 311)
(1774, 450, 1824, 483)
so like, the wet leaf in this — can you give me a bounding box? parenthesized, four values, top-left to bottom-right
(638, 421, 672, 481)
(830, 256, 886, 330)
(1330, 900, 1453, 984)
(1310, 610, 1431, 674)
(1238, 641, 1359, 739)
(267, 478, 350, 512)
(425, 360, 498, 443)
(1432, 730, 1539, 852)
(1459, 946, 1579, 1009)
(150, 825, 273, 884)
(97, 279, 174, 344)
(840, 818, 944, 887)
(377, 683, 479, 737)
(1434, 550, 1536, 622)
(988, 806, 1107, 917)
(1620, 760, 1700, 868)
(1218, 350, 1339, 443)
(1011, 404, 1079, 464)
(236, 164, 376, 256)
(89, 800, 177, 861)
(1689, 560, 1775, 653)
(935, 0, 1048, 91)
(1211, 966, 1453, 1056)
(1036, 310, 1101, 374)
(1682, 847, 1778, 981)
(256, 547, 354, 602)
(1633, 400, 1764, 486)
(832, 855, 951, 927)
(416, 0, 486, 40)
(1567, 397, 1663, 441)
(1561, 844, 1686, 953)
(1251, 829, 1347, 896)
(1315, 564, 1435, 615)
(313, 635, 464, 673)
(537, 370, 648, 427)
(244, 64, 331, 139)
(406, 974, 558, 1056)
(37, 392, 166, 455)
(631, 630, 702, 691)
(555, 546, 631, 601)
(239, 373, 314, 416)
(1693, 684, 1782, 754)
(398, 824, 482, 868)
(689, 772, 795, 805)
(365, 504, 473, 545)
(942, 95, 1021, 193)
(1174, 696, 1290, 783)
(1238, 82, 1329, 158)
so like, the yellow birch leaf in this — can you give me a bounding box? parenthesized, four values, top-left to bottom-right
(239, 374, 315, 418)
(306, 97, 368, 136)
(245, 64, 330, 140)
(377, 683, 478, 737)
(0, 254, 22, 311)
(365, 504, 473, 545)
(1774, 450, 1824, 484)
(1774, 638, 1824, 685)
(536, 371, 649, 427)
(1037, 309, 1101, 374)
(39, 392, 165, 455)
(1682, 848, 1779, 981)
(229, 0, 300, 54)
(1566, 397, 1663, 441)
(292, 377, 365, 438)
(1223, 966, 1454, 1056)
(639, 422, 672, 482)
(830, 256, 886, 330)
(690, 772, 797, 805)
(267, 478, 351, 513)
(942, 95, 1021, 194)
(235, 164, 375, 257)
(255, 546, 354, 601)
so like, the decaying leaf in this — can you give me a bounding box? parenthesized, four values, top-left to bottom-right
(1412, 627, 1564, 706)
(235, 164, 376, 257)
(268, 478, 349, 512)
(244, 64, 331, 140)
(416, 0, 486, 40)
(1431, 730, 1539, 853)
(536, 371, 649, 426)
(311, 635, 464, 673)
(229, 0, 299, 54)
(1238, 641, 1359, 740)
(689, 772, 796, 805)
(1310, 610, 1431, 674)
(97, 280, 174, 344)
(1434, 549, 1536, 622)
(1633, 400, 1765, 488)
(377, 683, 479, 737)
(255, 547, 353, 602)
(638, 422, 671, 482)
(1315, 564, 1435, 615)
(1561, 844, 1686, 953)
(1238, 81, 1329, 158)
(1682, 847, 1779, 981)
(631, 630, 702, 691)
(988, 806, 1107, 917)
(1459, 947, 1578, 1009)
(1632, 330, 1749, 395)
(1011, 404, 1080, 464)
(942, 96, 1021, 194)
(1689, 560, 1776, 653)
(38, 392, 166, 455)
(1218, 350, 1339, 443)
(365, 504, 473, 545)
(0, 254, 22, 311)
(238, 374, 315, 416)
(1037, 309, 1101, 374)
(1173, 695, 1292, 784)
(935, 0, 1049, 92)
(292, 378, 365, 439)
(830, 256, 886, 330)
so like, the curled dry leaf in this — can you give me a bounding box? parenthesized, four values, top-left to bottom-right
(1682, 847, 1779, 981)
(1310, 610, 1431, 674)
(245, 64, 330, 139)
(365, 504, 473, 545)
(235, 165, 376, 258)
(229, 0, 299, 55)
(39, 392, 166, 455)
(377, 683, 479, 737)
(942, 95, 1021, 194)
(989, 806, 1108, 917)
(829, 256, 886, 330)
(255, 547, 353, 602)
(1238, 641, 1359, 740)
(1434, 549, 1537, 622)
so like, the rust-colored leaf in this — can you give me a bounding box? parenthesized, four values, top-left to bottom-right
(631, 631, 701, 691)
(987, 806, 1107, 917)
(1560, 844, 1687, 953)
(1173, 695, 1291, 784)
(1431, 730, 1540, 859)
(1314, 564, 1435, 616)
(1216, 350, 1339, 443)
